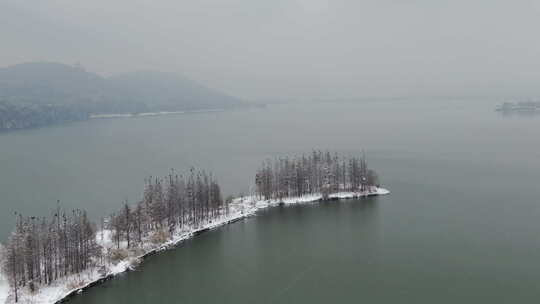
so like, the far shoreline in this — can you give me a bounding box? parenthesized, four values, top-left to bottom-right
(89, 108, 226, 119)
(89, 104, 266, 120)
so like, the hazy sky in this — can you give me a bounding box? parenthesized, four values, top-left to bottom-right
(2, 0, 540, 100)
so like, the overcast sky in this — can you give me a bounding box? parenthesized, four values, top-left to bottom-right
(1, 0, 540, 100)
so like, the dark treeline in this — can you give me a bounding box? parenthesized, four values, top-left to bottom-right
(255, 151, 379, 200)
(1, 168, 227, 302)
(0, 102, 89, 131)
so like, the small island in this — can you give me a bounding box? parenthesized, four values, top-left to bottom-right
(496, 101, 540, 113)
(0, 151, 388, 304)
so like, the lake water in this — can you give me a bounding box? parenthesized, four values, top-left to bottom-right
(2, 99, 540, 302)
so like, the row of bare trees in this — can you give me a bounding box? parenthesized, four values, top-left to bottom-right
(107, 169, 229, 250)
(1, 208, 98, 302)
(1, 168, 227, 302)
(255, 151, 379, 200)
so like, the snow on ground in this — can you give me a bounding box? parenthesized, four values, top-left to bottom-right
(0, 274, 8, 304)
(2, 187, 389, 304)
(241, 187, 390, 210)
(0, 244, 7, 304)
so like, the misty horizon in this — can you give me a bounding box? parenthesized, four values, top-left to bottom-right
(3, 0, 540, 100)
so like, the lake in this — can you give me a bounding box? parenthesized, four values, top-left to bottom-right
(2, 99, 540, 302)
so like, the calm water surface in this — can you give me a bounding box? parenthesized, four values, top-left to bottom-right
(1, 99, 540, 303)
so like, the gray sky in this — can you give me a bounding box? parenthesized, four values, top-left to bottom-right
(2, 0, 540, 100)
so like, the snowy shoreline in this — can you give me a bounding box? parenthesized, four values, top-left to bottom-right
(1, 188, 389, 304)
(89, 109, 225, 119)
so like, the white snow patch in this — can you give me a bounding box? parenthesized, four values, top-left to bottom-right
(0, 244, 7, 304)
(0, 275, 8, 304)
(90, 109, 225, 119)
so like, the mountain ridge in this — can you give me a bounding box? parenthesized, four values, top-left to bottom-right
(0, 62, 245, 130)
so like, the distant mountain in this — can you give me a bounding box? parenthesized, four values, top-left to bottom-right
(0, 62, 244, 130)
(0, 62, 106, 105)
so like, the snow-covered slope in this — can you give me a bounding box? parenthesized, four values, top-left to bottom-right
(0, 187, 389, 304)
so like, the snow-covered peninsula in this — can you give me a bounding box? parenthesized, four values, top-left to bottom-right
(0, 188, 389, 304)
(1, 151, 387, 304)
